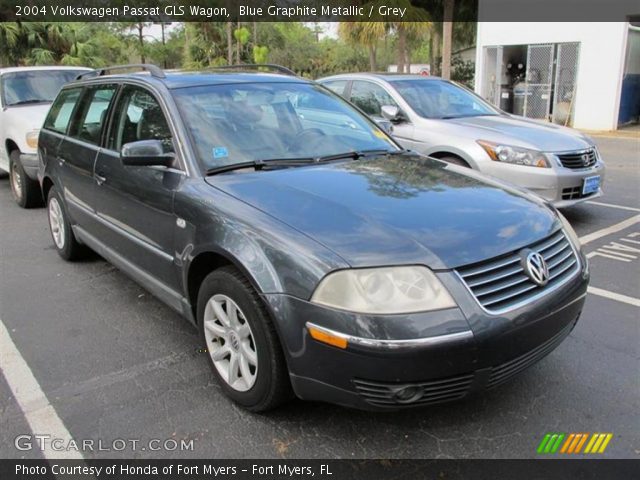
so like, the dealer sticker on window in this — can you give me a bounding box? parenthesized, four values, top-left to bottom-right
(582, 175, 601, 195)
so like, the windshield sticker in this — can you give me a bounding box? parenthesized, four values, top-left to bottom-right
(213, 146, 229, 159)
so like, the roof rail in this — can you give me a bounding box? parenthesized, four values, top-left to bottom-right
(205, 64, 297, 77)
(76, 64, 165, 80)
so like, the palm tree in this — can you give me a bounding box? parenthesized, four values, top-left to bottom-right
(338, 22, 386, 71)
(442, 0, 455, 79)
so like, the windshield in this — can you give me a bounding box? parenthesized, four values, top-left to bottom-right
(390, 79, 498, 119)
(1, 70, 85, 107)
(172, 82, 399, 172)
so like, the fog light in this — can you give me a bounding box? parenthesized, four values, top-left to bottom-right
(393, 386, 422, 403)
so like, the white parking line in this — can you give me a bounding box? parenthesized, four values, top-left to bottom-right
(579, 215, 640, 245)
(588, 287, 640, 308)
(586, 201, 640, 213)
(0, 318, 83, 460)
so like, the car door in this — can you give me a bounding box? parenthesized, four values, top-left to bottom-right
(55, 84, 117, 230)
(348, 80, 415, 145)
(93, 84, 182, 291)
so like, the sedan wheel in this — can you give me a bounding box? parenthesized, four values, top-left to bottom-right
(203, 294, 258, 392)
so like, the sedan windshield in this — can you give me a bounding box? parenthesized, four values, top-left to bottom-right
(173, 82, 398, 172)
(1, 70, 85, 107)
(390, 79, 498, 120)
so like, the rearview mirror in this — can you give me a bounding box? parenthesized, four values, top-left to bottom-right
(381, 105, 404, 123)
(121, 140, 174, 167)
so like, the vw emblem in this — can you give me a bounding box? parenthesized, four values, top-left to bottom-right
(522, 250, 549, 287)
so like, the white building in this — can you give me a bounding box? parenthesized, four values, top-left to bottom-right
(474, 22, 640, 131)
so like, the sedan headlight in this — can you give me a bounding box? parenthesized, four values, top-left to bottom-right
(26, 130, 39, 149)
(477, 140, 549, 168)
(311, 266, 455, 314)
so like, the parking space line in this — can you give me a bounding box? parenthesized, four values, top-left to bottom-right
(0, 318, 83, 460)
(586, 201, 640, 213)
(587, 287, 640, 308)
(579, 215, 640, 245)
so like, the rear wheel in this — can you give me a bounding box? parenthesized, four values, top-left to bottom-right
(10, 150, 42, 208)
(197, 266, 291, 411)
(47, 187, 84, 261)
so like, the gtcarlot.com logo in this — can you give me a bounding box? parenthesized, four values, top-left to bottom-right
(537, 433, 613, 454)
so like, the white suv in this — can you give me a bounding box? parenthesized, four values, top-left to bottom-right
(0, 66, 90, 207)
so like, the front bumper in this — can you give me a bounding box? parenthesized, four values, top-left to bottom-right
(480, 160, 605, 207)
(264, 254, 589, 411)
(19, 152, 39, 181)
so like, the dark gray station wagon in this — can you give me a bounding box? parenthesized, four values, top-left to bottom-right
(39, 64, 589, 411)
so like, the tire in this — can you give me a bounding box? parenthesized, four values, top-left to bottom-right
(47, 187, 84, 261)
(197, 266, 292, 412)
(440, 155, 471, 168)
(10, 150, 43, 208)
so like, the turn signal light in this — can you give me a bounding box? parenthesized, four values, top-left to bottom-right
(307, 325, 348, 349)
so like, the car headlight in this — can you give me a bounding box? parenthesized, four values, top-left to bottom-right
(477, 140, 549, 168)
(26, 130, 39, 149)
(310, 266, 456, 314)
(556, 210, 581, 249)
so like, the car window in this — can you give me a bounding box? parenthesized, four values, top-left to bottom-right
(0, 70, 85, 107)
(173, 82, 397, 171)
(69, 85, 117, 145)
(108, 86, 174, 154)
(349, 81, 397, 117)
(322, 80, 348, 96)
(43, 88, 83, 134)
(390, 79, 498, 119)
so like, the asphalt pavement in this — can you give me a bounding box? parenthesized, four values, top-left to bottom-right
(0, 136, 638, 459)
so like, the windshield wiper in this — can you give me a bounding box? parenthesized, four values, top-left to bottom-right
(316, 149, 405, 163)
(8, 99, 51, 106)
(205, 157, 315, 175)
(205, 150, 406, 176)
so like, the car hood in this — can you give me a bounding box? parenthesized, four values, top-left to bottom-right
(444, 114, 593, 152)
(206, 155, 559, 269)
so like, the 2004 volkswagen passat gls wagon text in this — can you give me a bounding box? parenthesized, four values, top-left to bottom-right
(39, 64, 589, 411)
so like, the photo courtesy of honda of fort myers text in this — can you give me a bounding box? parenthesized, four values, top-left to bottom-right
(0, 0, 639, 479)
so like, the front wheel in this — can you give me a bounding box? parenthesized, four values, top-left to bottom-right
(10, 150, 42, 208)
(197, 266, 291, 411)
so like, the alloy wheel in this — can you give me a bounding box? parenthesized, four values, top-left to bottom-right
(48, 197, 66, 249)
(203, 294, 258, 392)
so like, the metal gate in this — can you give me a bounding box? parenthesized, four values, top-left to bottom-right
(523, 44, 554, 120)
(552, 43, 580, 126)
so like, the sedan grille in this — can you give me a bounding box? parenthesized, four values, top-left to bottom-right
(353, 374, 474, 407)
(556, 148, 597, 169)
(456, 229, 580, 313)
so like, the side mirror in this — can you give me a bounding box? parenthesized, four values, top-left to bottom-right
(121, 140, 174, 167)
(381, 105, 404, 123)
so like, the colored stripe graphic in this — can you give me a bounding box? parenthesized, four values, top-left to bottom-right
(540, 433, 613, 454)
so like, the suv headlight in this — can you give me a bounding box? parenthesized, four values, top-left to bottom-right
(26, 130, 39, 149)
(311, 266, 455, 314)
(477, 140, 549, 168)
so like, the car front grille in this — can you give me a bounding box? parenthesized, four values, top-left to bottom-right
(353, 374, 475, 407)
(486, 318, 576, 389)
(455, 229, 580, 313)
(561, 186, 598, 201)
(556, 148, 597, 169)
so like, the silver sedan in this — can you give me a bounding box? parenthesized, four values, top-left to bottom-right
(318, 73, 605, 208)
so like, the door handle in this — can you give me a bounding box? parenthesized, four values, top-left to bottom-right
(95, 174, 106, 186)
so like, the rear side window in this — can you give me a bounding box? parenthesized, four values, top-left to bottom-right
(322, 80, 348, 96)
(69, 85, 117, 145)
(43, 88, 82, 134)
